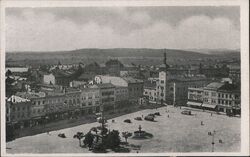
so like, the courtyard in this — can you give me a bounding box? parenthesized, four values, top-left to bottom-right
(6, 106, 240, 154)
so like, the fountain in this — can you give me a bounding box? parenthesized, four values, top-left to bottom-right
(133, 125, 146, 138)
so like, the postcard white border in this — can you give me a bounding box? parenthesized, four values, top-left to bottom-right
(1, 0, 249, 156)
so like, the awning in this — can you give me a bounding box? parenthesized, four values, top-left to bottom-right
(187, 101, 202, 106)
(202, 104, 217, 109)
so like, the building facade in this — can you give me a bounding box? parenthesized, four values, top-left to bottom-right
(96, 83, 115, 111)
(43, 73, 56, 85)
(187, 82, 241, 114)
(80, 86, 100, 114)
(6, 95, 32, 128)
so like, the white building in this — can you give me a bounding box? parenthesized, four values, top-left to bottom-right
(43, 73, 56, 85)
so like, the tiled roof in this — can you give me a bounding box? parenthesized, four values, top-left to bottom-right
(96, 75, 128, 87)
(96, 83, 115, 89)
(205, 82, 224, 90)
(16, 92, 46, 99)
(218, 83, 240, 92)
(122, 77, 143, 84)
(7, 95, 30, 103)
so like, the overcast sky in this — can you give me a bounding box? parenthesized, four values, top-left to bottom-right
(6, 6, 240, 52)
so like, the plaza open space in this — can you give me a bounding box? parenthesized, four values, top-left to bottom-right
(6, 106, 240, 154)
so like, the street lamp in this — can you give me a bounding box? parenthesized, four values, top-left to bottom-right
(210, 130, 216, 152)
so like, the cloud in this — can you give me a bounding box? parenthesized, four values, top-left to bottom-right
(6, 9, 240, 52)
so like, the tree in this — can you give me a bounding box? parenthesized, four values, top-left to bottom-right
(104, 130, 121, 149)
(122, 131, 132, 143)
(73, 132, 84, 147)
(83, 131, 94, 149)
(6, 69, 12, 77)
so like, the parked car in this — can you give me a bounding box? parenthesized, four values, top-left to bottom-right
(134, 117, 142, 121)
(144, 115, 154, 121)
(154, 112, 161, 116)
(124, 119, 132, 123)
(148, 113, 155, 117)
(58, 133, 66, 138)
(181, 110, 191, 115)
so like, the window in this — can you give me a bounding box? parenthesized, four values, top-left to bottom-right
(204, 92, 209, 96)
(43, 100, 45, 104)
(17, 107, 20, 111)
(160, 80, 164, 84)
(212, 92, 216, 97)
(22, 107, 25, 110)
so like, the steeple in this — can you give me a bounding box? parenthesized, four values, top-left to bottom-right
(163, 49, 169, 71)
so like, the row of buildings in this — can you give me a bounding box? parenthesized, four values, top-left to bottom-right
(6, 74, 143, 129)
(5, 53, 241, 129)
(188, 81, 240, 114)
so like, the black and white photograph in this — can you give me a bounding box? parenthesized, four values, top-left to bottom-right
(1, 0, 249, 156)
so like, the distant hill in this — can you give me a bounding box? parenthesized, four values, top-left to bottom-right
(6, 48, 240, 66)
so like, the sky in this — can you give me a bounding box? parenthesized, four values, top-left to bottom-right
(6, 6, 240, 52)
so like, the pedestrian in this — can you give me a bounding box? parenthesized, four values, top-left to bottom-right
(211, 113, 213, 116)
(142, 115, 143, 118)
(168, 115, 169, 118)
(201, 121, 203, 125)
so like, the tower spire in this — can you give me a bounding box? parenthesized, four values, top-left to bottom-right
(163, 49, 169, 71)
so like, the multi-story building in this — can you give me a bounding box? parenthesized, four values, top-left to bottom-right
(156, 71, 168, 103)
(202, 82, 224, 110)
(217, 83, 240, 114)
(105, 59, 124, 76)
(187, 87, 203, 108)
(45, 92, 67, 119)
(96, 83, 115, 111)
(122, 77, 144, 102)
(6, 95, 32, 128)
(187, 81, 241, 114)
(95, 75, 143, 102)
(16, 91, 47, 125)
(65, 88, 81, 114)
(80, 86, 100, 114)
(143, 80, 157, 104)
(43, 73, 56, 85)
(115, 86, 129, 102)
(156, 71, 210, 105)
(228, 65, 240, 84)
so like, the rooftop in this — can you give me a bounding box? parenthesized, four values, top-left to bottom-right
(204, 82, 225, 90)
(7, 95, 30, 103)
(122, 77, 143, 84)
(16, 91, 46, 99)
(96, 83, 115, 89)
(96, 75, 128, 87)
(218, 83, 240, 92)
